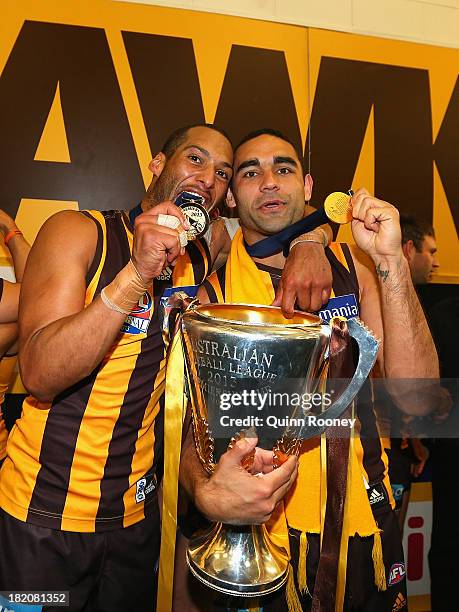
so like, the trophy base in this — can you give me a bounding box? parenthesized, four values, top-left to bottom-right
(186, 522, 289, 597)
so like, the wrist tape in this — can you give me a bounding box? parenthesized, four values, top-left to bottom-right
(100, 259, 149, 315)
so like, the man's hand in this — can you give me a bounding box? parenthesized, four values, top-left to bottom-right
(250, 445, 276, 475)
(350, 188, 403, 262)
(132, 202, 190, 282)
(410, 438, 429, 478)
(194, 437, 298, 524)
(0, 209, 17, 235)
(273, 243, 332, 317)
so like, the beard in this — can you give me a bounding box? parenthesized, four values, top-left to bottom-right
(146, 166, 179, 206)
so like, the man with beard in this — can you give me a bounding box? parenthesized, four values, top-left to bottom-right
(182, 129, 439, 611)
(0, 124, 332, 611)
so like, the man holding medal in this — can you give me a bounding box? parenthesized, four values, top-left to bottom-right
(181, 128, 439, 611)
(0, 124, 333, 611)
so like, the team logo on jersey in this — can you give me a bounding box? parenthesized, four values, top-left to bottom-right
(135, 477, 147, 503)
(121, 291, 152, 335)
(388, 563, 406, 587)
(135, 473, 157, 503)
(318, 293, 359, 323)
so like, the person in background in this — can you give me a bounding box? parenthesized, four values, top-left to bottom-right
(428, 292, 459, 611)
(0, 209, 30, 466)
(384, 215, 439, 532)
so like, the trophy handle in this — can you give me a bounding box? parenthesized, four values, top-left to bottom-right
(161, 291, 199, 346)
(299, 317, 379, 439)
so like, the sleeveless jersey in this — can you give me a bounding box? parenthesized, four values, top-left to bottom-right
(0, 209, 210, 532)
(203, 242, 393, 532)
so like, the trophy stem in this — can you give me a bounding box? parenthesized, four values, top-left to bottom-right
(186, 522, 289, 597)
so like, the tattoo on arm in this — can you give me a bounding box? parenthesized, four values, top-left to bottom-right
(375, 262, 389, 282)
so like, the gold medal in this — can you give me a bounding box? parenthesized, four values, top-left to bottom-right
(324, 191, 353, 224)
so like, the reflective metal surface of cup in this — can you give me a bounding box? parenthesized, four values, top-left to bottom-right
(176, 301, 378, 596)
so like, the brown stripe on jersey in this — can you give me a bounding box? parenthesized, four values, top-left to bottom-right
(198, 237, 212, 276)
(152, 392, 165, 484)
(187, 241, 206, 285)
(325, 246, 360, 308)
(94, 211, 131, 294)
(203, 278, 219, 304)
(340, 243, 359, 292)
(356, 380, 386, 485)
(216, 264, 226, 296)
(80, 211, 104, 288)
(95, 287, 165, 528)
(26, 367, 104, 528)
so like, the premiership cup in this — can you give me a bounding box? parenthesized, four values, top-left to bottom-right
(164, 297, 378, 597)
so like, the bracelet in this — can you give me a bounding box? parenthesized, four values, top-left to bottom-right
(290, 229, 329, 252)
(290, 236, 324, 251)
(100, 287, 129, 315)
(4, 228, 22, 246)
(100, 259, 149, 315)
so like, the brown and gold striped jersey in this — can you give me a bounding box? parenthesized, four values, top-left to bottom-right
(0, 209, 211, 532)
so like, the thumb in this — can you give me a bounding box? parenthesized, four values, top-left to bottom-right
(222, 437, 258, 468)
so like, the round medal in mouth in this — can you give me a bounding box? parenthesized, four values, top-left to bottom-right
(180, 201, 211, 240)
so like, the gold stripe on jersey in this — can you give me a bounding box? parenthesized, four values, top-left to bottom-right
(0, 397, 50, 521)
(0, 208, 209, 532)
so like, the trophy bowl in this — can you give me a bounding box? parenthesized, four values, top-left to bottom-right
(174, 301, 378, 597)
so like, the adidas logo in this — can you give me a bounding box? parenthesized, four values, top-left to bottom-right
(392, 592, 406, 611)
(156, 266, 172, 280)
(369, 488, 384, 505)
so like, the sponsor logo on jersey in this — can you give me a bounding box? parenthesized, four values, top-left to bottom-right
(369, 487, 385, 505)
(367, 482, 389, 507)
(391, 483, 405, 502)
(318, 293, 359, 322)
(156, 266, 173, 281)
(121, 291, 152, 335)
(388, 563, 406, 587)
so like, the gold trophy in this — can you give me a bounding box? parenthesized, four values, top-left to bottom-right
(163, 297, 378, 597)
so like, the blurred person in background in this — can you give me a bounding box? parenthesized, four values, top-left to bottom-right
(0, 209, 30, 466)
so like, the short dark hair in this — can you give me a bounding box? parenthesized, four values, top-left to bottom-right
(234, 128, 303, 163)
(400, 214, 435, 251)
(161, 123, 232, 158)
